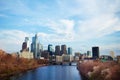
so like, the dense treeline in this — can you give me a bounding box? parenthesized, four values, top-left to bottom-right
(77, 60, 120, 80)
(0, 50, 48, 79)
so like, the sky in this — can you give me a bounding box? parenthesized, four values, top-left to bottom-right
(0, 0, 120, 56)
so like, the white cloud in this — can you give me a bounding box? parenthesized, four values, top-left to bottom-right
(77, 14, 120, 40)
(0, 30, 33, 52)
(40, 0, 120, 42)
(0, 0, 120, 53)
(42, 19, 75, 42)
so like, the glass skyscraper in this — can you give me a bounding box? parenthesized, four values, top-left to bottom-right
(92, 47, 99, 59)
(31, 34, 43, 59)
(68, 47, 72, 55)
(48, 44, 54, 55)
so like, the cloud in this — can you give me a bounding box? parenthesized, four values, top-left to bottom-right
(100, 43, 120, 56)
(77, 14, 120, 40)
(0, 0, 120, 54)
(40, 19, 75, 42)
(0, 30, 33, 52)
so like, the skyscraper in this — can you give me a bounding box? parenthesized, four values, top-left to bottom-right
(22, 42, 27, 51)
(31, 37, 35, 52)
(55, 45, 60, 55)
(25, 37, 30, 51)
(31, 34, 43, 59)
(48, 44, 53, 55)
(34, 34, 38, 58)
(68, 47, 72, 55)
(92, 47, 99, 59)
(87, 51, 91, 57)
(61, 45, 67, 55)
(21, 37, 29, 52)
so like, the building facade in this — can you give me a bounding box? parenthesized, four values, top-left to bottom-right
(61, 45, 67, 55)
(87, 51, 91, 57)
(19, 51, 33, 59)
(68, 47, 72, 55)
(31, 34, 43, 59)
(22, 42, 27, 51)
(21, 37, 30, 52)
(41, 50, 49, 59)
(25, 37, 30, 51)
(92, 47, 99, 59)
(55, 45, 60, 55)
(48, 44, 54, 55)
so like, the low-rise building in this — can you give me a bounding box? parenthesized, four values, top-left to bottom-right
(19, 51, 33, 59)
(100, 55, 113, 62)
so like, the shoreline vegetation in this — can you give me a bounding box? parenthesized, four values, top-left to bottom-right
(0, 50, 48, 80)
(77, 60, 120, 80)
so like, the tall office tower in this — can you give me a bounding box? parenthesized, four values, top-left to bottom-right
(34, 34, 38, 59)
(31, 37, 35, 52)
(21, 37, 30, 52)
(92, 47, 99, 59)
(48, 44, 53, 55)
(39, 43, 43, 52)
(87, 51, 91, 57)
(37, 43, 43, 58)
(55, 45, 60, 55)
(61, 45, 67, 55)
(68, 47, 72, 55)
(25, 37, 30, 51)
(22, 42, 27, 51)
(31, 34, 43, 59)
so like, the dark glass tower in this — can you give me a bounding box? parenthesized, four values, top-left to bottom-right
(22, 42, 27, 51)
(61, 45, 67, 55)
(92, 47, 99, 59)
(48, 44, 53, 55)
(68, 47, 72, 55)
(55, 45, 60, 55)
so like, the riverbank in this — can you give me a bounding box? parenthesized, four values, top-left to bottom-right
(77, 60, 120, 80)
(0, 50, 48, 80)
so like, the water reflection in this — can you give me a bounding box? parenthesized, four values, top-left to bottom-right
(10, 65, 82, 80)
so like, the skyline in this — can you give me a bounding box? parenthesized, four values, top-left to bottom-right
(0, 0, 120, 55)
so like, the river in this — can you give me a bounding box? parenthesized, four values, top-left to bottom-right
(10, 65, 82, 80)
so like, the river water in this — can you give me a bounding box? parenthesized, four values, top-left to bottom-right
(10, 65, 82, 80)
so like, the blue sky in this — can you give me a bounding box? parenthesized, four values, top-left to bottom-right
(0, 0, 120, 56)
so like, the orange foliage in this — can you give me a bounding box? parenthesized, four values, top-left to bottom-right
(77, 60, 120, 80)
(0, 50, 48, 79)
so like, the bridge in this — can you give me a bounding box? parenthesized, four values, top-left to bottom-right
(49, 54, 79, 66)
